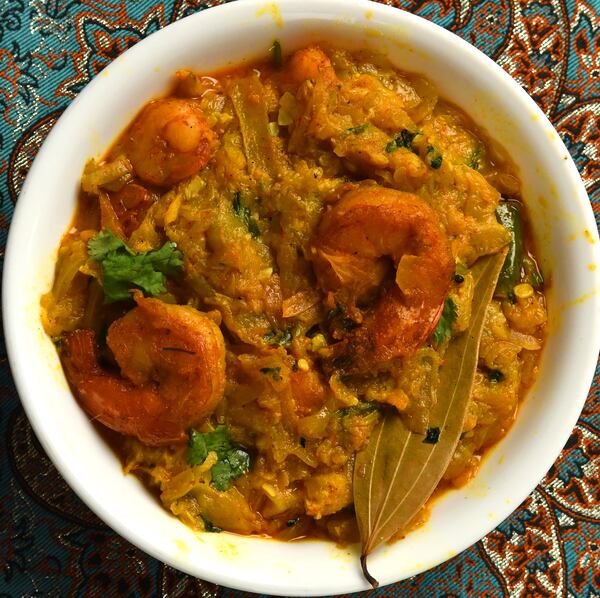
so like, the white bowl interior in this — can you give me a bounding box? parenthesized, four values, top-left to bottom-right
(4, 0, 600, 595)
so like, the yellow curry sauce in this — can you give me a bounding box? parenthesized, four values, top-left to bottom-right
(41, 45, 547, 544)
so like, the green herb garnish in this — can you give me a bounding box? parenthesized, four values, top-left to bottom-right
(487, 369, 504, 383)
(431, 297, 457, 346)
(426, 145, 443, 169)
(271, 39, 283, 68)
(187, 426, 250, 492)
(263, 328, 293, 347)
(233, 192, 260, 238)
(211, 449, 250, 491)
(201, 516, 222, 533)
(423, 427, 440, 444)
(386, 129, 418, 153)
(260, 367, 282, 381)
(88, 229, 183, 303)
(466, 144, 483, 170)
(347, 124, 369, 135)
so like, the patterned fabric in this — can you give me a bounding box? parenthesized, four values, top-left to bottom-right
(1, 0, 599, 595)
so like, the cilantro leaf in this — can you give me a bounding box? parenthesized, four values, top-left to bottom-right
(211, 449, 251, 491)
(466, 144, 483, 170)
(203, 425, 233, 456)
(87, 229, 183, 303)
(386, 129, 418, 153)
(187, 425, 251, 492)
(397, 129, 418, 148)
(385, 140, 396, 153)
(225, 449, 251, 477)
(210, 460, 232, 491)
(88, 229, 131, 260)
(232, 192, 260, 238)
(426, 145, 443, 169)
(187, 428, 208, 465)
(141, 241, 185, 278)
(432, 297, 457, 346)
(263, 327, 293, 347)
(346, 124, 369, 135)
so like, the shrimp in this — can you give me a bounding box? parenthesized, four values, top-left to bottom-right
(60, 292, 226, 446)
(125, 98, 217, 187)
(287, 46, 337, 85)
(311, 186, 454, 371)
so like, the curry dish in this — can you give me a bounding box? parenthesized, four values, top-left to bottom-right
(42, 45, 547, 546)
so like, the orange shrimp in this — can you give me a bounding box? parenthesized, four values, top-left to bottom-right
(125, 98, 217, 187)
(311, 186, 454, 371)
(60, 292, 226, 446)
(287, 46, 337, 85)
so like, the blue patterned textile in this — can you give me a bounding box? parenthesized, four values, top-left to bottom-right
(1, 1, 599, 595)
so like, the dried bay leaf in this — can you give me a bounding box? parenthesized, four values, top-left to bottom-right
(353, 251, 506, 587)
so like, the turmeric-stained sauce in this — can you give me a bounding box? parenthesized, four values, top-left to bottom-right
(42, 45, 547, 543)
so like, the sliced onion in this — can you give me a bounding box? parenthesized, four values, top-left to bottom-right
(509, 330, 541, 351)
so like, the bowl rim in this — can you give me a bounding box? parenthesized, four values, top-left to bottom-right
(4, 0, 600, 594)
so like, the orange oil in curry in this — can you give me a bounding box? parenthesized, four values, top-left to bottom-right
(56, 44, 547, 545)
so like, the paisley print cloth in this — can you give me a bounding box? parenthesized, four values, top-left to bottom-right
(1, 0, 599, 595)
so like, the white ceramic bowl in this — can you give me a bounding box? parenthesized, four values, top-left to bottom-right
(4, 0, 600, 594)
